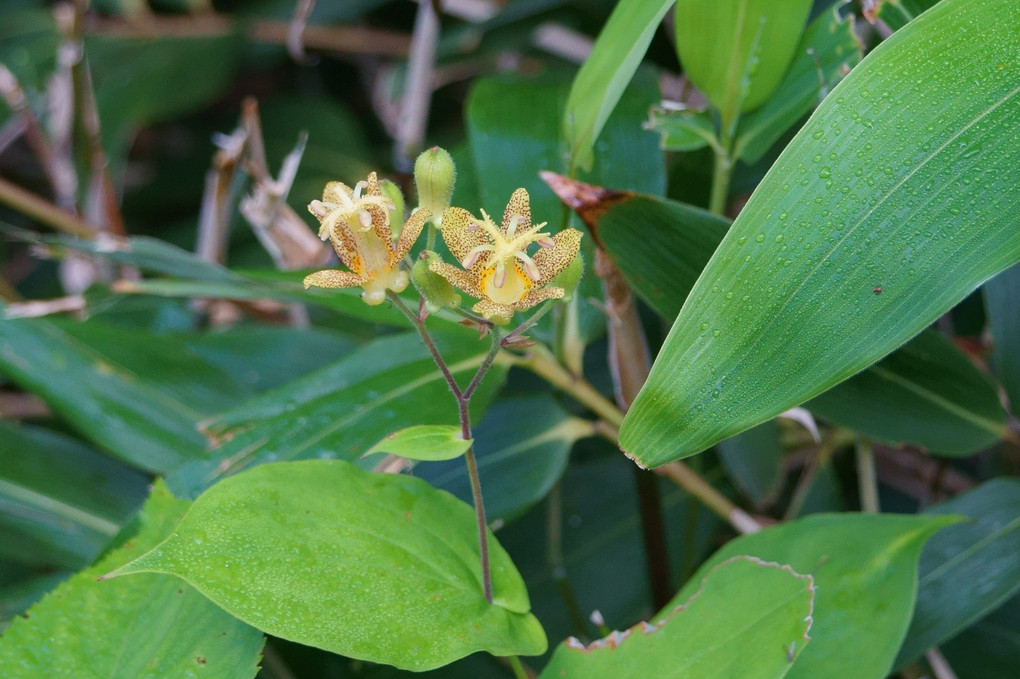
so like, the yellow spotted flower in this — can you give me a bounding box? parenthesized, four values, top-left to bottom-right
(430, 188, 582, 321)
(303, 172, 430, 305)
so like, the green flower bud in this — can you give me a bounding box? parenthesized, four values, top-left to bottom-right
(378, 178, 406, 237)
(411, 251, 462, 313)
(551, 251, 584, 301)
(414, 146, 456, 225)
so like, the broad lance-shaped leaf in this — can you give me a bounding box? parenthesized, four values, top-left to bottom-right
(108, 461, 547, 672)
(663, 513, 957, 679)
(538, 556, 814, 679)
(0, 480, 264, 679)
(734, 1, 863, 164)
(620, 0, 1020, 465)
(674, 0, 813, 125)
(167, 328, 508, 498)
(941, 593, 1020, 679)
(561, 0, 673, 172)
(364, 425, 473, 462)
(896, 479, 1020, 666)
(549, 180, 1006, 458)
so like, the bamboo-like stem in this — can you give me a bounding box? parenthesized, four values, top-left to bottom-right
(519, 344, 624, 427)
(0, 176, 96, 238)
(926, 648, 959, 679)
(855, 438, 880, 513)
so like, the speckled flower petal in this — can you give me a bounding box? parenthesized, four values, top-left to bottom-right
(534, 228, 582, 285)
(363, 172, 394, 244)
(321, 181, 353, 206)
(472, 298, 516, 322)
(438, 207, 489, 272)
(303, 269, 366, 289)
(327, 224, 363, 275)
(429, 260, 485, 298)
(501, 188, 531, 234)
(517, 285, 565, 310)
(394, 207, 430, 260)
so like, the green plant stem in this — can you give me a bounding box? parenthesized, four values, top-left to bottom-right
(502, 299, 556, 346)
(708, 142, 734, 217)
(388, 290, 495, 602)
(517, 345, 762, 534)
(546, 482, 591, 639)
(507, 654, 530, 679)
(855, 438, 880, 513)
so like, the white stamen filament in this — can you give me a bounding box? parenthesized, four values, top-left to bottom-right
(493, 262, 507, 288)
(515, 251, 542, 281)
(506, 214, 523, 237)
(461, 244, 493, 269)
(359, 210, 373, 229)
(538, 237, 555, 248)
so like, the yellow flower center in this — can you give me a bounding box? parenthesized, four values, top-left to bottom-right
(460, 210, 552, 305)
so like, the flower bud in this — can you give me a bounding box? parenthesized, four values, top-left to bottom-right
(378, 178, 406, 238)
(412, 251, 461, 313)
(551, 251, 584, 301)
(414, 146, 456, 225)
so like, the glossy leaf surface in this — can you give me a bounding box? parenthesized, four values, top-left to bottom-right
(896, 479, 1020, 665)
(674, 0, 813, 122)
(112, 461, 547, 671)
(0, 481, 264, 679)
(665, 514, 956, 679)
(539, 557, 814, 679)
(734, 3, 863, 163)
(622, 0, 1020, 464)
(561, 0, 673, 171)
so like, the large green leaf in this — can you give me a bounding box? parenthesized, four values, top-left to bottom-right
(0, 315, 250, 472)
(734, 2, 863, 163)
(109, 461, 547, 671)
(539, 556, 814, 679)
(0, 481, 264, 679)
(807, 329, 1006, 454)
(561, 0, 673, 172)
(896, 479, 1020, 666)
(417, 395, 590, 524)
(166, 329, 508, 497)
(0, 420, 148, 569)
(716, 420, 784, 506)
(621, 0, 1020, 464)
(589, 192, 1005, 457)
(674, 0, 813, 125)
(665, 513, 956, 679)
(984, 263, 1020, 415)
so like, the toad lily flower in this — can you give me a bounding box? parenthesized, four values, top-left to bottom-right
(430, 188, 582, 321)
(303, 172, 429, 305)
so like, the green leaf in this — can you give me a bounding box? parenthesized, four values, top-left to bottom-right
(0, 315, 250, 472)
(365, 425, 473, 462)
(417, 395, 591, 524)
(645, 106, 716, 152)
(941, 593, 1020, 679)
(896, 479, 1020, 666)
(984, 263, 1020, 416)
(0, 420, 148, 569)
(167, 329, 508, 497)
(562, 0, 673, 172)
(734, 2, 863, 163)
(716, 420, 785, 506)
(539, 556, 814, 679)
(807, 329, 1006, 455)
(0, 481, 264, 679)
(588, 191, 1002, 457)
(674, 0, 813, 125)
(621, 0, 1020, 464)
(665, 513, 957, 679)
(110, 461, 547, 671)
